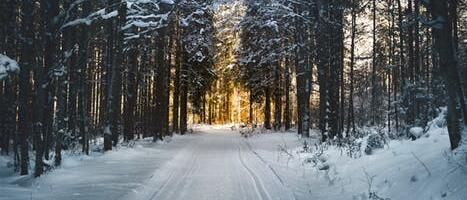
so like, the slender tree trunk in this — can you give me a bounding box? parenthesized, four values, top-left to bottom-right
(249, 91, 253, 124)
(56, 0, 76, 166)
(264, 87, 271, 130)
(274, 63, 282, 131)
(347, 3, 356, 136)
(371, 0, 377, 126)
(396, 0, 404, 131)
(284, 58, 291, 131)
(180, 60, 188, 135)
(172, 25, 181, 133)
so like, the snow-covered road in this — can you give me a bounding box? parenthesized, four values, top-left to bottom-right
(0, 126, 303, 200)
(125, 127, 296, 200)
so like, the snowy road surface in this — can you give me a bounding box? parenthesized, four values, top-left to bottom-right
(124, 127, 296, 200)
(0, 126, 304, 200)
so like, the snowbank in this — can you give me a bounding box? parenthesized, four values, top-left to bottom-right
(244, 113, 467, 200)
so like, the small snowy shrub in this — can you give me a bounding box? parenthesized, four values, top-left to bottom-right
(342, 137, 362, 158)
(305, 143, 329, 169)
(409, 127, 424, 140)
(365, 134, 386, 155)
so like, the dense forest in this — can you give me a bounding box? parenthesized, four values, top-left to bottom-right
(0, 0, 466, 180)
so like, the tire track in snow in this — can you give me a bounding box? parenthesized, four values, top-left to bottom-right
(149, 139, 201, 200)
(237, 142, 272, 200)
(243, 139, 298, 200)
(243, 139, 286, 185)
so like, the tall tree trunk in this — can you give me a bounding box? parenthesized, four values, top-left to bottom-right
(274, 63, 282, 131)
(396, 0, 404, 132)
(264, 87, 271, 130)
(172, 34, 181, 133)
(124, 42, 139, 141)
(180, 60, 188, 135)
(78, 0, 92, 155)
(104, 0, 125, 151)
(18, 0, 35, 175)
(371, 0, 377, 126)
(154, 28, 169, 141)
(284, 58, 291, 131)
(56, 0, 76, 166)
(249, 91, 253, 124)
(295, 1, 312, 137)
(316, 1, 329, 141)
(428, 0, 466, 150)
(347, 2, 356, 136)
(328, 1, 344, 139)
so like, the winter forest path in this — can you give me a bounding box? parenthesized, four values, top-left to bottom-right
(0, 126, 307, 200)
(125, 126, 297, 200)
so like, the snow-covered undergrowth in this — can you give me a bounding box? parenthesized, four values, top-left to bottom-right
(245, 115, 467, 200)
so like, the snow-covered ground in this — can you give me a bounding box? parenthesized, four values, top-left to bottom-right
(246, 128, 467, 200)
(1, 123, 466, 200)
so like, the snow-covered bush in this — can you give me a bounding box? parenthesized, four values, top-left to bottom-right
(365, 134, 386, 155)
(409, 127, 424, 140)
(341, 137, 363, 158)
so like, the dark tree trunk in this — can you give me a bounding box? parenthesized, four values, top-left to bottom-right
(284, 59, 291, 131)
(173, 41, 181, 133)
(18, 0, 35, 175)
(180, 60, 188, 135)
(264, 87, 271, 130)
(55, 0, 76, 166)
(78, 0, 92, 155)
(274, 63, 282, 131)
(396, 0, 404, 132)
(328, 2, 344, 139)
(427, 0, 466, 150)
(104, 0, 125, 151)
(154, 29, 169, 141)
(316, 2, 329, 141)
(124, 42, 139, 141)
(347, 2, 356, 136)
(295, 1, 312, 137)
(249, 91, 253, 124)
(371, 0, 378, 126)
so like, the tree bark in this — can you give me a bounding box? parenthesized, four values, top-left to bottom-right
(274, 63, 282, 131)
(154, 29, 169, 141)
(18, 0, 35, 175)
(295, 1, 312, 137)
(264, 87, 271, 130)
(284, 58, 291, 131)
(428, 0, 466, 150)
